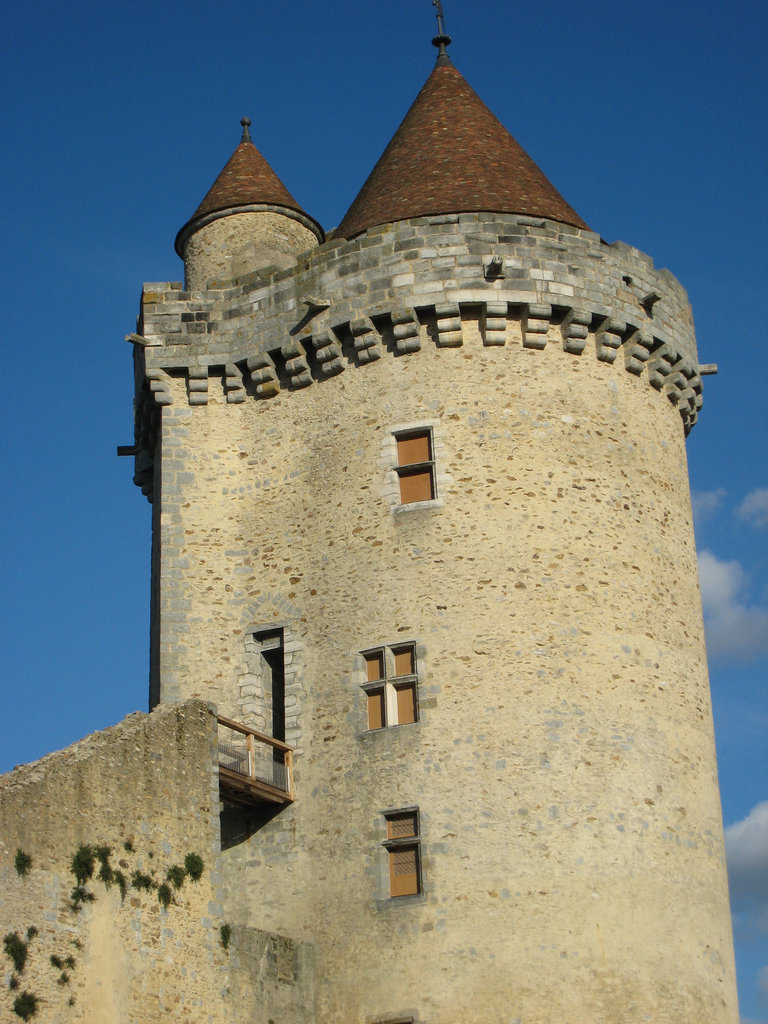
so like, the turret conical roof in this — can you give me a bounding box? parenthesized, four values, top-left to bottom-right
(335, 60, 589, 240)
(175, 120, 323, 255)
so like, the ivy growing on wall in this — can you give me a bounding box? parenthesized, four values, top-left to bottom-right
(13, 851, 32, 878)
(4, 838, 209, 1020)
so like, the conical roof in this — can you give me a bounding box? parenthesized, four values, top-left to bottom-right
(175, 120, 323, 255)
(335, 59, 589, 240)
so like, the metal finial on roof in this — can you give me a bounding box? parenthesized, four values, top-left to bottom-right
(240, 117, 252, 144)
(431, 0, 452, 63)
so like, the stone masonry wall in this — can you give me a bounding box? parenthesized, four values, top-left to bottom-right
(182, 209, 321, 291)
(0, 700, 314, 1024)
(144, 338, 736, 1022)
(125, 210, 737, 1023)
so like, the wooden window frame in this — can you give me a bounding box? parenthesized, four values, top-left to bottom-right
(383, 809, 421, 899)
(362, 644, 418, 731)
(394, 429, 436, 505)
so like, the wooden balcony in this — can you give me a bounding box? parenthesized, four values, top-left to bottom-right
(217, 716, 295, 809)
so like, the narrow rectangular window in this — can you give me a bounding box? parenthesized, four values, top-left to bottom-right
(362, 644, 418, 730)
(367, 689, 385, 731)
(395, 430, 435, 504)
(384, 810, 421, 898)
(392, 645, 416, 725)
(395, 684, 417, 726)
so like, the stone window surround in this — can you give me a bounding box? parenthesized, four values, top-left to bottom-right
(239, 620, 303, 755)
(356, 640, 426, 737)
(383, 806, 422, 900)
(380, 419, 449, 513)
(372, 803, 428, 909)
(394, 429, 435, 504)
(361, 642, 419, 731)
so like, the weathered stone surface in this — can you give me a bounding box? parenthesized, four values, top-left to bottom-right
(0, 700, 313, 1024)
(143, 327, 735, 1022)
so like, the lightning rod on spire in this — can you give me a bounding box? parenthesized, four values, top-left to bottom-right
(431, 0, 452, 62)
(433, 0, 447, 37)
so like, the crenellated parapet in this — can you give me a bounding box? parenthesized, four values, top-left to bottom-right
(130, 213, 703, 498)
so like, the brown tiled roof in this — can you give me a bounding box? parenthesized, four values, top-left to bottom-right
(335, 60, 589, 239)
(176, 128, 322, 254)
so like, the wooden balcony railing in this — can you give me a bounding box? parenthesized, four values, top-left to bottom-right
(217, 716, 295, 808)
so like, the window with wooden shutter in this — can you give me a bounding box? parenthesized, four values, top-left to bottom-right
(367, 689, 385, 730)
(361, 644, 419, 730)
(384, 809, 421, 898)
(395, 430, 435, 504)
(390, 846, 419, 897)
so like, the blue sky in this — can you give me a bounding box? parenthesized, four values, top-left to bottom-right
(1, 0, 766, 1017)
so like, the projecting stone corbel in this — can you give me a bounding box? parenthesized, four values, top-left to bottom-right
(434, 304, 462, 347)
(247, 352, 280, 398)
(391, 308, 421, 353)
(595, 318, 625, 363)
(523, 304, 552, 349)
(308, 328, 345, 378)
(187, 366, 209, 406)
(641, 291, 661, 316)
(484, 302, 508, 346)
(126, 332, 162, 347)
(225, 363, 247, 403)
(302, 295, 330, 314)
(560, 309, 591, 355)
(622, 328, 653, 375)
(147, 368, 174, 406)
(348, 316, 382, 364)
(282, 339, 313, 388)
(647, 344, 677, 391)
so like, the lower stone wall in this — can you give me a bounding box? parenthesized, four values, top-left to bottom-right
(0, 699, 314, 1024)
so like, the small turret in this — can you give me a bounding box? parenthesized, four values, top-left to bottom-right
(176, 118, 324, 290)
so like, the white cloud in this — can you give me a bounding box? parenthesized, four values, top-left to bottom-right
(725, 802, 768, 939)
(692, 487, 726, 526)
(698, 550, 768, 660)
(739, 489, 768, 529)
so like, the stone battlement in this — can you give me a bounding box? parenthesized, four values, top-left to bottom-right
(131, 213, 701, 498)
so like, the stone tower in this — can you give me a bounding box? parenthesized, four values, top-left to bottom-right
(127, 35, 738, 1024)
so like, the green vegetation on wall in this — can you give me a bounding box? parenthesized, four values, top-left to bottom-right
(4, 838, 209, 1021)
